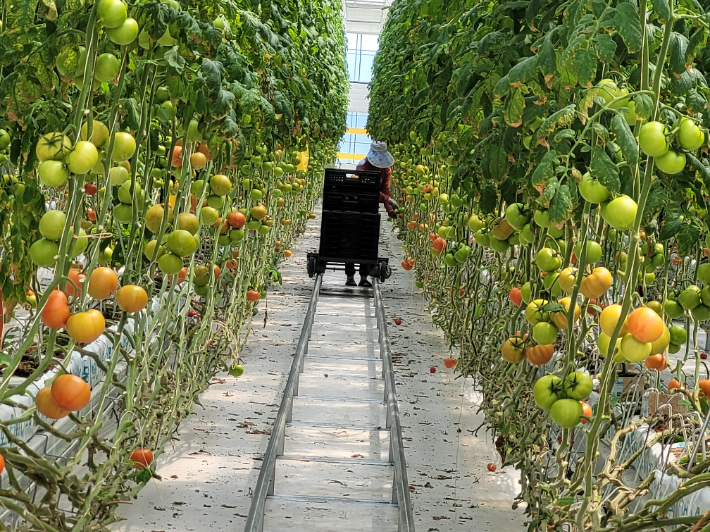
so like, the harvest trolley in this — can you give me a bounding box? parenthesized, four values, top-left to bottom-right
(306, 168, 391, 282)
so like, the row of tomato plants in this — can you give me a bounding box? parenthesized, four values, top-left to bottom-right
(0, 0, 348, 528)
(371, 0, 710, 529)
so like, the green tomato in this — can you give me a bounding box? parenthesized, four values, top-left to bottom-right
(678, 117, 705, 151)
(622, 101, 638, 126)
(550, 399, 583, 428)
(475, 230, 490, 247)
(521, 282, 532, 304)
(505, 203, 529, 230)
(536, 247, 562, 272)
(533, 321, 558, 345)
(468, 214, 485, 232)
(698, 263, 710, 285)
(520, 223, 535, 245)
(669, 325, 688, 345)
(534, 210, 551, 228)
(678, 285, 702, 310)
(621, 334, 652, 362)
(489, 235, 510, 253)
(444, 253, 458, 267)
(97, 0, 127, 28)
(573, 240, 602, 265)
(107, 17, 139, 45)
(533, 375, 563, 410)
(664, 299, 685, 319)
(29, 239, 59, 267)
(95, 53, 121, 83)
(601, 195, 637, 231)
(564, 371, 593, 400)
(579, 173, 610, 204)
(693, 304, 710, 321)
(655, 150, 686, 175)
(639, 121, 669, 158)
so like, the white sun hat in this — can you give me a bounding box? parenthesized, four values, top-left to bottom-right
(366, 141, 395, 168)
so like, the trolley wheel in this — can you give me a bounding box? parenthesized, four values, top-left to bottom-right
(380, 262, 391, 282)
(307, 256, 316, 278)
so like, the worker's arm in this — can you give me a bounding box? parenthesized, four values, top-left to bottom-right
(380, 168, 392, 211)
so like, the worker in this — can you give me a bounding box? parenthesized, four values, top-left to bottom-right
(345, 141, 397, 287)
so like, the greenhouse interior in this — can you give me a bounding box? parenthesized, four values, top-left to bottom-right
(1, 0, 710, 530)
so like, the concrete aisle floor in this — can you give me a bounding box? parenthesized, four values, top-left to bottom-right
(111, 204, 526, 532)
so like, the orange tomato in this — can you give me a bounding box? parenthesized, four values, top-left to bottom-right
(525, 344, 554, 365)
(645, 354, 667, 371)
(581, 402, 593, 424)
(432, 238, 446, 252)
(35, 387, 70, 419)
(580, 267, 612, 299)
(401, 260, 413, 271)
(226, 259, 238, 270)
(64, 268, 85, 298)
(668, 378, 683, 392)
(227, 211, 246, 229)
(41, 290, 70, 329)
(627, 307, 664, 343)
(406, 221, 417, 230)
(699, 380, 710, 399)
(177, 267, 188, 283)
(509, 287, 522, 307)
(246, 289, 260, 302)
(284, 250, 292, 258)
(130, 449, 154, 469)
(51, 374, 91, 411)
(444, 358, 457, 369)
(66, 309, 105, 344)
(88, 267, 119, 300)
(115, 285, 148, 313)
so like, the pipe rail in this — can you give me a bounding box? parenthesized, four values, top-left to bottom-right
(374, 278, 415, 532)
(243, 273, 322, 532)
(243, 274, 415, 532)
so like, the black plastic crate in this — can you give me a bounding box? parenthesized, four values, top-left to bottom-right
(322, 169, 381, 213)
(319, 211, 380, 262)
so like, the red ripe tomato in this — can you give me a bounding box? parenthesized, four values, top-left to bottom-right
(87, 207, 97, 221)
(84, 183, 98, 196)
(487, 463, 497, 472)
(41, 290, 71, 329)
(401, 260, 413, 271)
(525, 344, 554, 365)
(66, 309, 106, 344)
(226, 259, 238, 270)
(429, 232, 437, 242)
(509, 287, 522, 307)
(246, 289, 260, 302)
(64, 268, 85, 298)
(627, 306, 664, 343)
(115, 285, 148, 313)
(51, 374, 91, 411)
(35, 387, 70, 419)
(444, 357, 457, 369)
(130, 448, 154, 469)
(227, 211, 247, 229)
(88, 267, 119, 299)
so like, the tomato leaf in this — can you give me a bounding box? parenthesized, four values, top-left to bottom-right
(611, 114, 639, 163)
(531, 150, 559, 186)
(634, 93, 654, 120)
(594, 34, 617, 64)
(538, 35, 557, 83)
(650, 0, 671, 23)
(669, 33, 689, 78)
(489, 145, 508, 181)
(164, 46, 186, 74)
(659, 211, 683, 241)
(686, 28, 707, 69)
(614, 3, 643, 53)
(504, 88, 525, 128)
(549, 184, 573, 223)
(590, 145, 620, 193)
(479, 184, 499, 215)
(509, 56, 538, 87)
